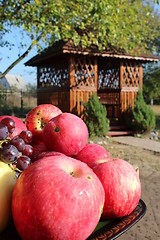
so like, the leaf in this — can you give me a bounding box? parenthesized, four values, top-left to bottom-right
(1, 0, 160, 75)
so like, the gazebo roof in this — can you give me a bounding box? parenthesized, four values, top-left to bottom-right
(25, 40, 159, 66)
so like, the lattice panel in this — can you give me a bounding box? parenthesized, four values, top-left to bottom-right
(72, 58, 95, 87)
(98, 68, 120, 90)
(38, 67, 69, 88)
(123, 63, 140, 87)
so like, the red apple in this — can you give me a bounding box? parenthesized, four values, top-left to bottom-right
(25, 104, 62, 143)
(43, 113, 89, 156)
(74, 143, 111, 168)
(12, 155, 105, 240)
(0, 115, 27, 138)
(92, 158, 141, 219)
(32, 150, 65, 162)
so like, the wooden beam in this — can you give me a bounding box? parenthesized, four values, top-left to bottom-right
(94, 58, 98, 90)
(120, 61, 123, 114)
(121, 86, 139, 92)
(69, 56, 75, 112)
(139, 64, 143, 89)
(72, 86, 97, 91)
(37, 67, 40, 88)
(120, 61, 123, 89)
(69, 56, 75, 87)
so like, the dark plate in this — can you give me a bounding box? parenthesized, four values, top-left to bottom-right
(87, 199, 147, 240)
(0, 199, 146, 240)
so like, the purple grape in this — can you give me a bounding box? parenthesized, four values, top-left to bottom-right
(16, 155, 31, 170)
(22, 144, 33, 158)
(1, 117, 15, 134)
(0, 144, 19, 163)
(10, 136, 25, 152)
(0, 123, 9, 140)
(19, 130, 33, 144)
(1, 140, 10, 147)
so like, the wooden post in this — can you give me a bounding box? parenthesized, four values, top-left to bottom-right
(37, 67, 40, 88)
(94, 58, 98, 90)
(120, 61, 123, 89)
(119, 61, 123, 114)
(139, 64, 143, 90)
(69, 56, 75, 112)
(37, 67, 40, 105)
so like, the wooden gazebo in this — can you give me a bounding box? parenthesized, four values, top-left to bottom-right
(25, 40, 159, 122)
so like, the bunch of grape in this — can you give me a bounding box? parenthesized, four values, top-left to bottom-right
(0, 117, 33, 176)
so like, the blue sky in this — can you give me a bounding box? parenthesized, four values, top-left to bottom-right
(0, 27, 38, 85)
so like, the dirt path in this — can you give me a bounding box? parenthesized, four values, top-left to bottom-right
(104, 137, 160, 240)
(112, 136, 160, 153)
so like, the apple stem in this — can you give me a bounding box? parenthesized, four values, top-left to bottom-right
(54, 127, 60, 132)
(86, 175, 92, 180)
(69, 171, 75, 177)
(9, 163, 22, 176)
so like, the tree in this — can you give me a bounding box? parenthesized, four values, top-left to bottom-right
(123, 88, 156, 132)
(143, 63, 160, 104)
(83, 94, 110, 137)
(0, 0, 160, 78)
(25, 83, 37, 96)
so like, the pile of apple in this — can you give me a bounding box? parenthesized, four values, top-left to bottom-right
(0, 104, 141, 240)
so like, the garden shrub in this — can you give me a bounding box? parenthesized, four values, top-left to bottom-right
(83, 94, 110, 137)
(123, 88, 156, 133)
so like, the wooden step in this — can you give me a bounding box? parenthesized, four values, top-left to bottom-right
(107, 130, 135, 137)
(109, 125, 126, 131)
(108, 118, 135, 137)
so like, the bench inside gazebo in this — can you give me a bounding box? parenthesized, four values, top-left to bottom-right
(25, 40, 159, 132)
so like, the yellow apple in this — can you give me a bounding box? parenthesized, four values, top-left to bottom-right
(0, 161, 17, 233)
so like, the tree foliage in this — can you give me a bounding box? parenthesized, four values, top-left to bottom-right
(123, 88, 156, 133)
(0, 0, 160, 77)
(83, 94, 110, 137)
(143, 63, 160, 104)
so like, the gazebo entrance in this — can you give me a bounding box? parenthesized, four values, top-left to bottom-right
(97, 59, 143, 120)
